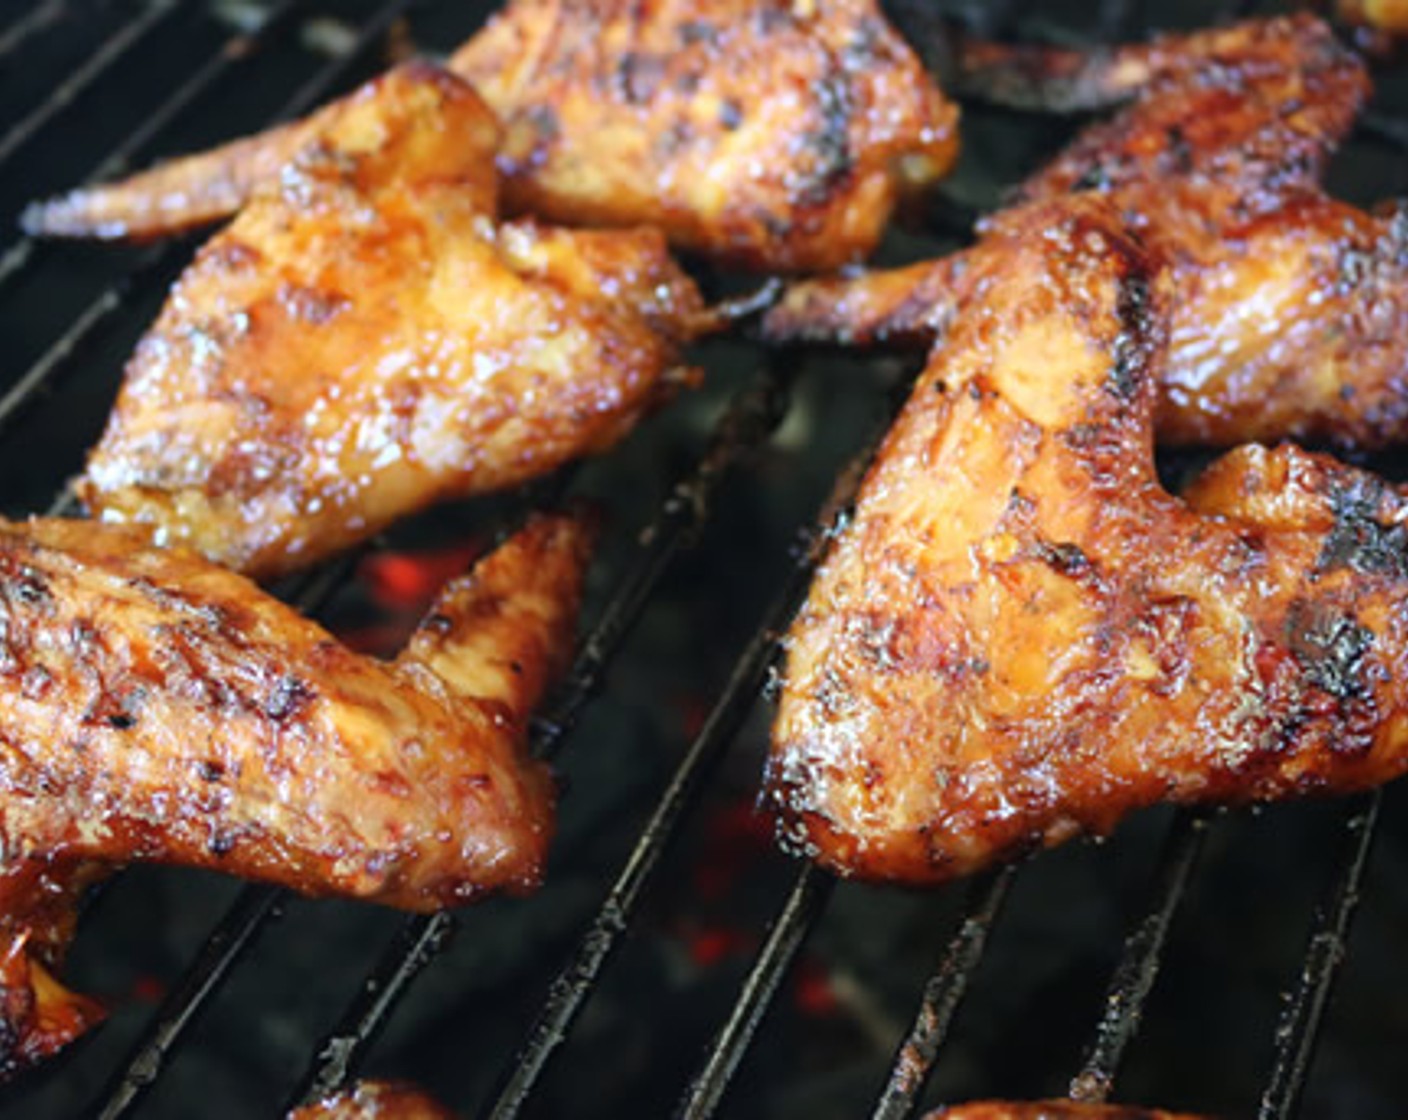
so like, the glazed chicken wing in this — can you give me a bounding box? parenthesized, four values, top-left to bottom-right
(769, 197, 1408, 884)
(0, 509, 589, 1076)
(76, 63, 704, 580)
(926, 1106, 1204, 1120)
(23, 0, 958, 272)
(766, 16, 1408, 450)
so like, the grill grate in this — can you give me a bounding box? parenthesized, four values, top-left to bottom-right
(0, 1, 1404, 1117)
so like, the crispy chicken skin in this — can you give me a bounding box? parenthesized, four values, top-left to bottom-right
(76, 63, 703, 580)
(23, 0, 958, 272)
(0, 510, 590, 1076)
(766, 16, 1408, 450)
(768, 197, 1408, 884)
(290, 1082, 456, 1120)
(925, 1105, 1205, 1120)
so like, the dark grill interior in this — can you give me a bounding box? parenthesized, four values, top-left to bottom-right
(2, 1, 1408, 1117)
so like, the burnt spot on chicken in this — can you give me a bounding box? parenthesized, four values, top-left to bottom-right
(796, 73, 854, 206)
(264, 675, 314, 722)
(1285, 601, 1374, 702)
(1109, 274, 1152, 400)
(1317, 477, 1408, 578)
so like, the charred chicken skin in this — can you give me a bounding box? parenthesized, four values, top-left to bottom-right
(290, 1082, 456, 1120)
(0, 510, 590, 1077)
(23, 0, 959, 272)
(765, 15, 1408, 450)
(925, 1105, 1205, 1120)
(75, 63, 703, 580)
(769, 197, 1408, 884)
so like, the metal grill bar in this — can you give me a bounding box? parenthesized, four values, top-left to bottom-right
(285, 357, 798, 1112)
(532, 356, 795, 762)
(0, 0, 313, 294)
(0, 0, 67, 62)
(0, 0, 414, 442)
(288, 911, 457, 1110)
(1257, 791, 1382, 1120)
(870, 867, 1018, 1120)
(1069, 811, 1209, 1103)
(95, 885, 285, 1120)
(0, 0, 182, 170)
(1097, 0, 1140, 41)
(675, 864, 835, 1120)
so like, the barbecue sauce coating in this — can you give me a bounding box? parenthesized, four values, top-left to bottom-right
(925, 1105, 1205, 1120)
(768, 197, 1408, 884)
(74, 64, 703, 580)
(766, 16, 1408, 451)
(0, 511, 590, 1077)
(290, 1082, 456, 1120)
(24, 0, 958, 272)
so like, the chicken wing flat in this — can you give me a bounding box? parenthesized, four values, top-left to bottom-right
(765, 16, 1408, 450)
(925, 1106, 1204, 1120)
(0, 509, 590, 1076)
(24, 0, 959, 272)
(76, 62, 704, 580)
(290, 1082, 455, 1120)
(768, 197, 1408, 884)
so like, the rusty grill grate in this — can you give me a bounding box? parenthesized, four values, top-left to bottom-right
(0, 0, 1404, 1117)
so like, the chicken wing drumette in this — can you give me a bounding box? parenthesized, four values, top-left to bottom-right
(766, 15, 1408, 450)
(0, 509, 590, 1077)
(769, 197, 1408, 884)
(23, 0, 959, 272)
(75, 63, 703, 580)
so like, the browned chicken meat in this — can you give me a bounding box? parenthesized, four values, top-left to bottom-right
(0, 509, 590, 1077)
(769, 196, 1408, 884)
(23, 0, 959, 271)
(925, 1105, 1205, 1120)
(75, 62, 703, 580)
(290, 1082, 455, 1120)
(765, 15, 1408, 450)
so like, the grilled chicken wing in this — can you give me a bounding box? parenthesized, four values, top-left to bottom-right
(24, 0, 959, 272)
(0, 510, 590, 1076)
(769, 197, 1408, 884)
(291, 1082, 455, 1120)
(766, 16, 1408, 450)
(76, 63, 703, 580)
(926, 1105, 1205, 1120)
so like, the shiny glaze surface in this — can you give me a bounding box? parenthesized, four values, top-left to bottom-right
(926, 1105, 1204, 1120)
(769, 198, 1408, 884)
(0, 510, 589, 1074)
(77, 64, 702, 579)
(290, 1081, 456, 1120)
(766, 16, 1408, 449)
(25, 0, 958, 272)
